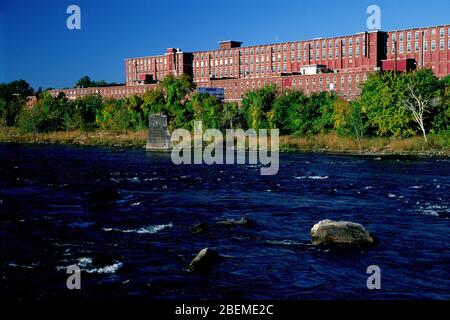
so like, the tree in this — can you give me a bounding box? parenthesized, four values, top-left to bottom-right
(142, 87, 166, 117)
(125, 95, 146, 130)
(0, 79, 34, 126)
(402, 84, 430, 142)
(272, 89, 307, 134)
(242, 85, 277, 130)
(188, 93, 223, 129)
(359, 69, 444, 138)
(311, 92, 336, 134)
(220, 102, 243, 130)
(0, 98, 6, 126)
(96, 99, 134, 133)
(360, 72, 417, 137)
(160, 75, 196, 130)
(17, 103, 47, 134)
(76, 76, 94, 88)
(333, 97, 352, 136)
(349, 101, 366, 151)
(71, 94, 103, 130)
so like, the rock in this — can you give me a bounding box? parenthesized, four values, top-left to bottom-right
(189, 248, 219, 272)
(216, 217, 253, 227)
(191, 222, 209, 234)
(310, 219, 376, 246)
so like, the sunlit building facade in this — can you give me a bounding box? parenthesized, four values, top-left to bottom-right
(51, 24, 450, 102)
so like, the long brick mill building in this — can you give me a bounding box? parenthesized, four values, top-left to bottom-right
(50, 25, 450, 102)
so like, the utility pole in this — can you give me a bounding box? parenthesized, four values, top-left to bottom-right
(394, 39, 398, 74)
(421, 30, 425, 68)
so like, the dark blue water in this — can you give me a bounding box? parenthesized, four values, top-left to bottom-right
(1, 144, 449, 300)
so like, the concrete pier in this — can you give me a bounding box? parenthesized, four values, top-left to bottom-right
(145, 115, 173, 151)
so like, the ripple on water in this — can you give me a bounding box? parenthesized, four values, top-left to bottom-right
(68, 221, 96, 229)
(102, 223, 173, 234)
(416, 203, 450, 218)
(294, 175, 329, 180)
(56, 257, 123, 274)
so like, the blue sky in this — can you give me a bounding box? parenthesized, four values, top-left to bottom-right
(1, 0, 449, 90)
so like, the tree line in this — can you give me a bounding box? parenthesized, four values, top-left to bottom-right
(0, 69, 449, 142)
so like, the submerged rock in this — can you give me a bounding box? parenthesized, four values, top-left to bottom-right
(189, 248, 219, 272)
(216, 217, 253, 227)
(310, 219, 376, 246)
(191, 222, 209, 234)
(87, 187, 119, 208)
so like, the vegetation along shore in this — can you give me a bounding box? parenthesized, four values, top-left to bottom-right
(1, 69, 449, 156)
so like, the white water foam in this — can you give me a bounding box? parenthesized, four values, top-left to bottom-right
(8, 262, 36, 269)
(86, 262, 123, 274)
(55, 257, 93, 271)
(265, 239, 303, 246)
(294, 175, 329, 180)
(56, 258, 122, 274)
(78, 257, 93, 267)
(130, 202, 142, 207)
(416, 204, 450, 217)
(102, 223, 173, 234)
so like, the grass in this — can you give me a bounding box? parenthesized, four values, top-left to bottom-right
(0, 127, 147, 148)
(0, 126, 448, 156)
(279, 132, 449, 155)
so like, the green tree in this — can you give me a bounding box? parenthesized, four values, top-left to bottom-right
(359, 72, 416, 137)
(272, 89, 307, 134)
(333, 97, 352, 136)
(76, 76, 94, 88)
(0, 79, 34, 126)
(242, 85, 277, 130)
(142, 87, 166, 117)
(188, 93, 223, 129)
(311, 92, 336, 134)
(71, 94, 103, 130)
(160, 74, 196, 130)
(17, 103, 48, 134)
(220, 102, 243, 130)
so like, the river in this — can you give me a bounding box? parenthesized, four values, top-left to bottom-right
(1, 144, 449, 300)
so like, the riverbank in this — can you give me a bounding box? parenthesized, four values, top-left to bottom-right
(0, 126, 448, 156)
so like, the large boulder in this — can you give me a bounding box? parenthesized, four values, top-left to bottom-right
(189, 248, 219, 272)
(310, 220, 376, 246)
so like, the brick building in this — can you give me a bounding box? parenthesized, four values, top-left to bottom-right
(50, 24, 450, 102)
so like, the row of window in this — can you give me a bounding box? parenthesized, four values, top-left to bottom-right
(195, 35, 367, 61)
(217, 75, 366, 99)
(392, 39, 450, 54)
(192, 45, 365, 70)
(193, 44, 366, 66)
(203, 74, 368, 88)
(391, 27, 450, 42)
(63, 86, 153, 96)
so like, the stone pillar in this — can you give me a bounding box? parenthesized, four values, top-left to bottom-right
(146, 115, 173, 151)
